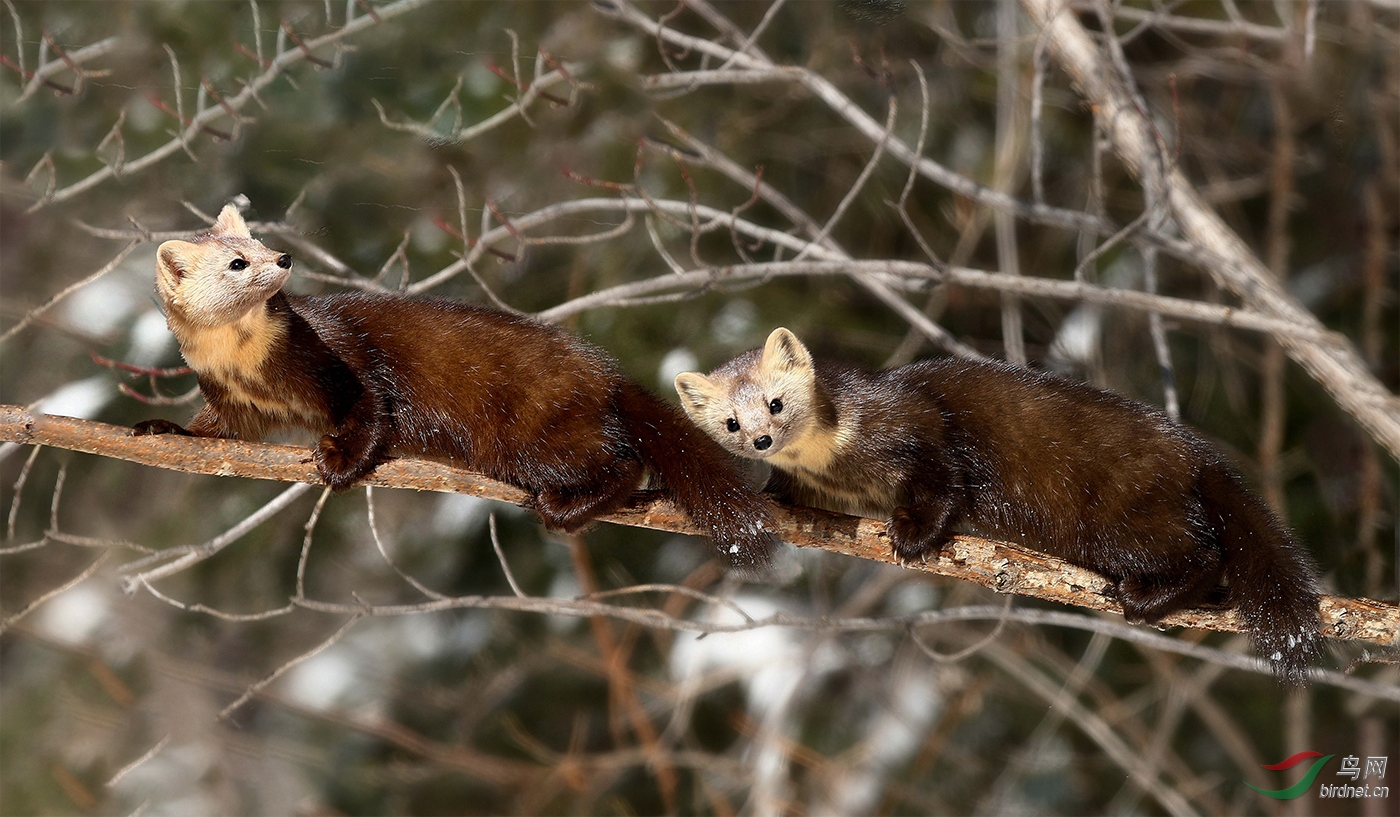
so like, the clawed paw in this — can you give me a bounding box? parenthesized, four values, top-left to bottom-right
(888, 510, 944, 567)
(533, 481, 635, 533)
(314, 435, 369, 492)
(1113, 577, 1185, 625)
(890, 540, 932, 567)
(132, 419, 191, 437)
(533, 492, 596, 533)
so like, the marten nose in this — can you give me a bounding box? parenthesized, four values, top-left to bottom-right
(277, 254, 293, 269)
(753, 435, 772, 451)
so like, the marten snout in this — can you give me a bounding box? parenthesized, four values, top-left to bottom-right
(277, 254, 293, 269)
(753, 435, 773, 451)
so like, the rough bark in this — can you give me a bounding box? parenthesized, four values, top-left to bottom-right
(2, 405, 1395, 647)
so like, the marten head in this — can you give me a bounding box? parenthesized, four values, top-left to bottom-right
(676, 327, 819, 460)
(155, 205, 293, 327)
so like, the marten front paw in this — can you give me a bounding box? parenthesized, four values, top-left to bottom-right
(132, 419, 192, 436)
(888, 508, 946, 566)
(314, 434, 372, 492)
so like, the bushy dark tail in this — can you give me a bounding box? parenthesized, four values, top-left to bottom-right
(618, 382, 779, 571)
(1198, 461, 1322, 684)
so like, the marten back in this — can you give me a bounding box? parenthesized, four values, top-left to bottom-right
(285, 294, 635, 490)
(905, 358, 1209, 564)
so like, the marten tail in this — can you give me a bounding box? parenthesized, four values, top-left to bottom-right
(1198, 461, 1322, 684)
(617, 382, 779, 571)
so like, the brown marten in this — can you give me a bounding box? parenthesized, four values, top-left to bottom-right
(132, 204, 778, 569)
(675, 328, 1323, 681)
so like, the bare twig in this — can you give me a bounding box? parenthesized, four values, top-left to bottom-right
(25, 0, 433, 211)
(0, 550, 111, 635)
(488, 514, 525, 599)
(119, 482, 314, 591)
(218, 613, 364, 719)
(0, 241, 140, 345)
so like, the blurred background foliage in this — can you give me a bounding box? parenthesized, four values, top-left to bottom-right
(1, 1, 1396, 814)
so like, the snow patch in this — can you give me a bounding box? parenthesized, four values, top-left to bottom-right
(35, 583, 108, 645)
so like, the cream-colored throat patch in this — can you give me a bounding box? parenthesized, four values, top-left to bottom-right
(176, 305, 284, 377)
(768, 420, 853, 475)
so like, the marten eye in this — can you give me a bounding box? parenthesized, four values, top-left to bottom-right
(277, 254, 293, 269)
(769, 398, 783, 415)
(726, 418, 740, 433)
(228, 258, 248, 271)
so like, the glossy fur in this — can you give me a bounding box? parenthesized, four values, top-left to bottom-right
(677, 328, 1322, 681)
(135, 206, 777, 569)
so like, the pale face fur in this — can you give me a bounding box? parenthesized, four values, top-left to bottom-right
(156, 205, 292, 329)
(155, 204, 293, 376)
(675, 327, 821, 462)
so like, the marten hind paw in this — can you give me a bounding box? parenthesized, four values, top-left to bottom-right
(534, 480, 637, 533)
(314, 435, 375, 492)
(132, 419, 193, 436)
(533, 489, 605, 533)
(1114, 577, 1194, 624)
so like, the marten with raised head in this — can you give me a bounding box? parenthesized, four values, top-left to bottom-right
(675, 327, 1322, 681)
(132, 204, 778, 569)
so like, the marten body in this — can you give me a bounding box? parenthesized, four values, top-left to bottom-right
(134, 205, 777, 568)
(676, 328, 1322, 681)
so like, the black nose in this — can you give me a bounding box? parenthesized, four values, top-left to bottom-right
(753, 435, 772, 451)
(277, 254, 293, 269)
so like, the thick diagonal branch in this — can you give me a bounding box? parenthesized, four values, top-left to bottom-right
(1, 405, 1395, 649)
(1019, 0, 1400, 459)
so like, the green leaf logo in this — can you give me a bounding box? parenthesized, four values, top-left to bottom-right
(1247, 752, 1335, 800)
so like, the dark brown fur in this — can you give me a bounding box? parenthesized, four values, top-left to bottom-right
(682, 333, 1323, 682)
(137, 292, 778, 568)
(805, 358, 1321, 682)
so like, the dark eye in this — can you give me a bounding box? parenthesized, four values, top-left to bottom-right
(769, 398, 783, 414)
(228, 258, 248, 271)
(726, 418, 740, 433)
(277, 254, 293, 269)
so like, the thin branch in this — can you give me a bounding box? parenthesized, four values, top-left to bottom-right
(373, 60, 577, 145)
(106, 735, 171, 789)
(218, 613, 364, 719)
(602, 0, 1104, 235)
(792, 93, 897, 262)
(118, 482, 314, 591)
(982, 643, 1199, 817)
(0, 550, 111, 634)
(26, 0, 433, 211)
(535, 255, 1349, 350)
(489, 513, 525, 599)
(365, 486, 447, 600)
(294, 486, 332, 600)
(10, 35, 118, 105)
(0, 241, 140, 345)
(6, 444, 42, 541)
(1067, 1, 1288, 41)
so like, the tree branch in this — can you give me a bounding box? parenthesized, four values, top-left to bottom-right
(2, 405, 1395, 650)
(1019, 0, 1400, 460)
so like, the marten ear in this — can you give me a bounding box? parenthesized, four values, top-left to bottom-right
(760, 328, 812, 375)
(156, 240, 199, 285)
(212, 204, 252, 238)
(674, 372, 717, 415)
